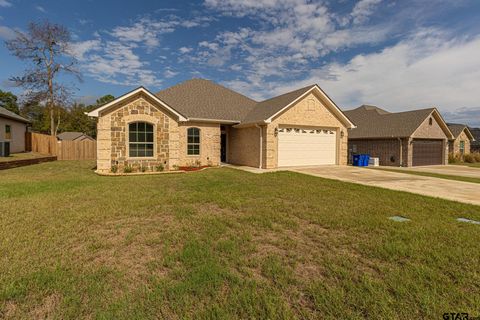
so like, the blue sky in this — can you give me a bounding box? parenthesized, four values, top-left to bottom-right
(1, 0, 480, 126)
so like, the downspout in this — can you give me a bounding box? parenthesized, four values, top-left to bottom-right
(398, 138, 403, 167)
(255, 124, 263, 169)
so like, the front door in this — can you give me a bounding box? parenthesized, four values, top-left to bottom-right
(221, 132, 227, 162)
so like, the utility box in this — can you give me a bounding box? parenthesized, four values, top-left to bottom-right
(369, 157, 379, 166)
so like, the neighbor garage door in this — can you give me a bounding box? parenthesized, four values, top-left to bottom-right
(278, 127, 336, 166)
(412, 139, 443, 166)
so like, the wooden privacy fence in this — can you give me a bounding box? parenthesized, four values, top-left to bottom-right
(26, 132, 96, 160)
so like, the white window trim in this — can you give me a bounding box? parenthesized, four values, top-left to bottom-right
(186, 127, 201, 156)
(126, 121, 156, 160)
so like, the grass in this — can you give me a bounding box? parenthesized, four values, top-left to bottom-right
(370, 167, 480, 184)
(452, 162, 480, 168)
(0, 161, 479, 319)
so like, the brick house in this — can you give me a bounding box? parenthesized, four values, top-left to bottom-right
(344, 105, 454, 167)
(87, 79, 355, 173)
(446, 123, 475, 155)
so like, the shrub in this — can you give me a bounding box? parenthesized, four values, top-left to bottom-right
(473, 152, 480, 162)
(448, 153, 462, 164)
(140, 166, 147, 172)
(464, 153, 475, 163)
(155, 164, 164, 172)
(173, 164, 179, 171)
(123, 165, 133, 173)
(111, 165, 118, 173)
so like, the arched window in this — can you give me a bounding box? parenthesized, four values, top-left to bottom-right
(429, 117, 433, 125)
(187, 127, 200, 155)
(129, 122, 154, 157)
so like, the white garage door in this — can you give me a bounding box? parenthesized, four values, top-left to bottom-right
(278, 127, 337, 166)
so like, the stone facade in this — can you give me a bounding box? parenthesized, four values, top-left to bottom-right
(264, 92, 349, 168)
(95, 91, 351, 172)
(96, 94, 221, 173)
(449, 130, 472, 155)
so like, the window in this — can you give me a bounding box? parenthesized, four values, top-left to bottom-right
(460, 141, 465, 154)
(187, 127, 200, 155)
(128, 122, 154, 157)
(429, 117, 433, 125)
(5, 125, 11, 140)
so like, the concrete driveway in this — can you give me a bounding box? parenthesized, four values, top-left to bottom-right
(290, 166, 480, 206)
(380, 165, 480, 179)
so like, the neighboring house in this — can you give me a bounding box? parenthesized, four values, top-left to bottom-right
(344, 105, 454, 167)
(446, 123, 475, 155)
(57, 132, 94, 141)
(0, 106, 30, 153)
(469, 127, 480, 153)
(87, 78, 355, 173)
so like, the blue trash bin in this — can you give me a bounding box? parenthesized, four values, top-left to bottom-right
(363, 154, 370, 166)
(352, 154, 360, 166)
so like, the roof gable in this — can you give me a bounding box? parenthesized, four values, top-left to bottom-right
(447, 123, 475, 140)
(241, 85, 355, 128)
(87, 87, 187, 121)
(345, 106, 453, 139)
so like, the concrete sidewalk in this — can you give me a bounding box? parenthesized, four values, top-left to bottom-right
(379, 165, 480, 179)
(289, 166, 480, 206)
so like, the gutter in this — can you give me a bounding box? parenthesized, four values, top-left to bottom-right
(255, 124, 263, 169)
(185, 118, 240, 124)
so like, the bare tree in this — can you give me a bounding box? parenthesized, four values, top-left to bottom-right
(6, 21, 81, 136)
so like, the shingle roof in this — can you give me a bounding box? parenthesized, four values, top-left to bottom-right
(155, 78, 258, 121)
(447, 123, 474, 140)
(469, 127, 480, 146)
(241, 85, 315, 124)
(57, 132, 93, 141)
(344, 105, 437, 139)
(0, 106, 30, 123)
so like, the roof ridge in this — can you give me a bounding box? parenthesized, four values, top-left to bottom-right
(258, 84, 315, 104)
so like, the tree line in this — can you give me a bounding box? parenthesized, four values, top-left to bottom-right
(2, 20, 113, 138)
(0, 90, 113, 138)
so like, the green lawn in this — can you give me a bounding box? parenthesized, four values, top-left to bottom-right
(1, 161, 479, 319)
(453, 162, 480, 168)
(370, 167, 480, 184)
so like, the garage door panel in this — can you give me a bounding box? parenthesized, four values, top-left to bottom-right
(412, 139, 443, 166)
(278, 127, 337, 166)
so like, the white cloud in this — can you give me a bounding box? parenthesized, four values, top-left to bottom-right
(195, 0, 396, 84)
(35, 5, 46, 13)
(179, 46, 192, 54)
(0, 0, 12, 7)
(225, 30, 480, 126)
(0, 25, 16, 40)
(68, 39, 101, 60)
(164, 69, 178, 78)
(351, 0, 382, 25)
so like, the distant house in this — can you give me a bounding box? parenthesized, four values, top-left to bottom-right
(0, 106, 30, 153)
(446, 123, 475, 155)
(57, 132, 94, 142)
(469, 127, 480, 152)
(344, 105, 453, 167)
